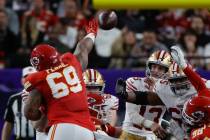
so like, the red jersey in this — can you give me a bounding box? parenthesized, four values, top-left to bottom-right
(183, 66, 210, 98)
(24, 52, 95, 131)
(87, 92, 118, 124)
(190, 124, 210, 140)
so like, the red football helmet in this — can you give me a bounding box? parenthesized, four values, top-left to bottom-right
(182, 96, 210, 127)
(30, 44, 60, 71)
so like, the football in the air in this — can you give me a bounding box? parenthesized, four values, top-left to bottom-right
(98, 11, 117, 30)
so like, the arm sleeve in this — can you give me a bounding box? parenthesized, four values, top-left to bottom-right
(183, 65, 208, 96)
(4, 97, 14, 123)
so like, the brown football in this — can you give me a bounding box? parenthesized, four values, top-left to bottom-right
(98, 11, 117, 30)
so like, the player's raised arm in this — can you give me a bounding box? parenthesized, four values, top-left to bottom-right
(170, 46, 207, 95)
(115, 78, 164, 105)
(74, 18, 98, 70)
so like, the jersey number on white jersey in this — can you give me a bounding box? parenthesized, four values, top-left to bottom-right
(139, 106, 163, 123)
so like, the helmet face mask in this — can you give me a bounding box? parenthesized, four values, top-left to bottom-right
(83, 69, 105, 93)
(169, 62, 192, 96)
(169, 76, 191, 96)
(146, 50, 171, 79)
(86, 85, 104, 93)
(182, 109, 204, 127)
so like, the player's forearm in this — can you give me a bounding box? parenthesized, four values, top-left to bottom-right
(24, 105, 41, 121)
(75, 35, 94, 55)
(1, 122, 13, 140)
(126, 91, 163, 105)
(129, 112, 154, 129)
(110, 110, 117, 126)
(74, 34, 95, 70)
(183, 65, 207, 93)
(31, 114, 48, 132)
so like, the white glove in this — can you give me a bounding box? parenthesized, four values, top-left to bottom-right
(170, 45, 187, 69)
(168, 119, 186, 140)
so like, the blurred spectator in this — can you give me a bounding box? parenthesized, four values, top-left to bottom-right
(0, 0, 19, 34)
(45, 0, 62, 14)
(57, 0, 84, 25)
(204, 43, 210, 70)
(6, 0, 31, 17)
(156, 9, 190, 36)
(0, 8, 21, 68)
(194, 9, 210, 32)
(190, 15, 210, 47)
(1, 66, 36, 140)
(95, 27, 121, 68)
(21, 0, 58, 49)
(159, 25, 177, 47)
(57, 0, 86, 50)
(44, 21, 71, 53)
(117, 10, 145, 32)
(179, 29, 204, 68)
(109, 27, 137, 69)
(128, 29, 168, 69)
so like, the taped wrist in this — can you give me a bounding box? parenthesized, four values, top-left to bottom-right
(133, 91, 149, 105)
(84, 33, 96, 42)
(142, 119, 154, 129)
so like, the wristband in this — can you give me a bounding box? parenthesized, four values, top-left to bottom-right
(84, 33, 96, 42)
(142, 119, 154, 129)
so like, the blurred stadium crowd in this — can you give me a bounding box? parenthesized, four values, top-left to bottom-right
(1, 0, 210, 70)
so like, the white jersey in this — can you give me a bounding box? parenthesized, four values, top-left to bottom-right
(36, 131, 47, 140)
(155, 78, 210, 123)
(123, 77, 166, 139)
(155, 79, 197, 125)
(87, 93, 119, 124)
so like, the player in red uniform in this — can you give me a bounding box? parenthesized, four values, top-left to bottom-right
(171, 45, 210, 140)
(23, 18, 98, 140)
(83, 69, 120, 137)
(182, 96, 210, 140)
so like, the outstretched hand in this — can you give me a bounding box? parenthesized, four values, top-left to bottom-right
(85, 18, 98, 36)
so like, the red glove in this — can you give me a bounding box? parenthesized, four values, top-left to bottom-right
(85, 18, 98, 36)
(101, 123, 116, 137)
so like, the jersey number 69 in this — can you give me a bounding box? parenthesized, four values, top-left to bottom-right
(46, 66, 82, 99)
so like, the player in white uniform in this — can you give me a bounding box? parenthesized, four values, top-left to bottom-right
(120, 50, 171, 140)
(116, 61, 210, 140)
(83, 69, 119, 137)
